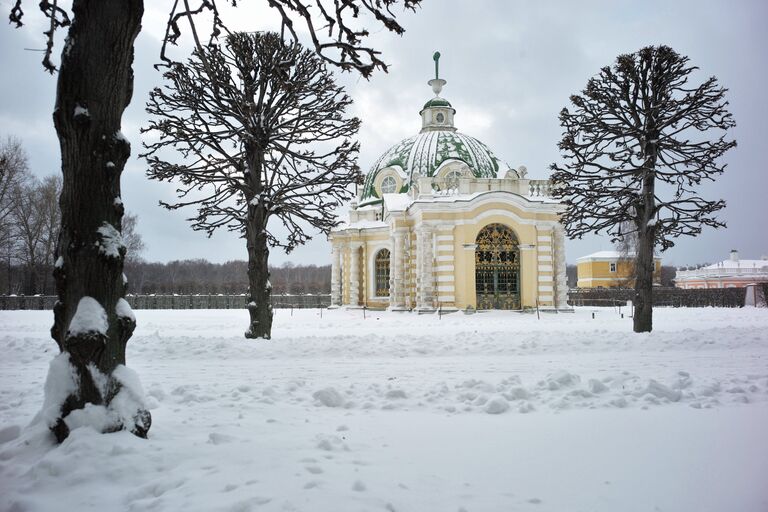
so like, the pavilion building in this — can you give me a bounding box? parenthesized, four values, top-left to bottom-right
(329, 54, 569, 311)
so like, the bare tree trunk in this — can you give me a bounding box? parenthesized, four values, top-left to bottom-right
(244, 146, 273, 339)
(633, 152, 657, 333)
(245, 209, 272, 339)
(50, 0, 149, 442)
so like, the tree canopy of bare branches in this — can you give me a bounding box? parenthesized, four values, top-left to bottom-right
(550, 45, 736, 332)
(143, 31, 360, 339)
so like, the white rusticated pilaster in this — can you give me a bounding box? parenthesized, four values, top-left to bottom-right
(348, 242, 362, 307)
(330, 244, 342, 307)
(416, 226, 435, 310)
(553, 222, 569, 308)
(390, 231, 407, 309)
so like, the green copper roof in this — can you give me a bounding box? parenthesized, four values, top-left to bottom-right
(422, 97, 452, 109)
(360, 129, 503, 204)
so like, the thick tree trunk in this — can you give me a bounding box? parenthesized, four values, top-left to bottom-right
(244, 146, 273, 340)
(633, 153, 657, 333)
(49, 0, 149, 442)
(245, 204, 273, 339)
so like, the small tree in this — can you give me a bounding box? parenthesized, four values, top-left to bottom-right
(550, 46, 736, 332)
(143, 32, 360, 339)
(11, 175, 61, 294)
(122, 213, 146, 264)
(0, 137, 30, 293)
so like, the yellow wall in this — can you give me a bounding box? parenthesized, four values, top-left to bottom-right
(577, 258, 661, 288)
(333, 197, 562, 309)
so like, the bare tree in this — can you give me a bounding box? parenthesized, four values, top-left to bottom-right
(11, 176, 61, 295)
(122, 213, 146, 264)
(0, 137, 30, 294)
(550, 46, 736, 332)
(143, 32, 360, 339)
(9, 0, 420, 442)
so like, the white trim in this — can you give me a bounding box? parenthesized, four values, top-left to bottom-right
(537, 255, 552, 262)
(537, 236, 552, 242)
(437, 254, 454, 262)
(538, 265, 553, 272)
(538, 285, 553, 292)
(437, 296, 455, 302)
(437, 275, 454, 283)
(437, 285, 455, 292)
(537, 245, 552, 252)
(436, 235, 454, 242)
(409, 190, 563, 215)
(436, 265, 455, 272)
(577, 277, 628, 283)
(538, 295, 553, 302)
(538, 275, 553, 282)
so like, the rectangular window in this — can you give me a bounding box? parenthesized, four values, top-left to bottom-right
(609, 262, 617, 273)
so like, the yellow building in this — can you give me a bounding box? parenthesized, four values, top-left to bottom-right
(576, 251, 661, 288)
(329, 58, 569, 311)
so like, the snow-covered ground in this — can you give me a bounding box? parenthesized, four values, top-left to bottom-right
(1, 307, 767, 512)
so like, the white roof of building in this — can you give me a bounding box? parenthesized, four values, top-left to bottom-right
(577, 251, 661, 262)
(382, 193, 412, 212)
(701, 259, 768, 270)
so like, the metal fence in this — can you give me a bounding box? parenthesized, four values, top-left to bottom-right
(0, 294, 331, 311)
(567, 287, 747, 308)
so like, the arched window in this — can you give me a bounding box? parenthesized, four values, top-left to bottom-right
(381, 175, 397, 194)
(375, 249, 391, 297)
(475, 224, 520, 310)
(445, 169, 463, 180)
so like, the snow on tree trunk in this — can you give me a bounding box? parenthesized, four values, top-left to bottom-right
(47, 0, 150, 442)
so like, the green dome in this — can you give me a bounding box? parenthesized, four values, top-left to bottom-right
(360, 129, 503, 204)
(422, 97, 453, 109)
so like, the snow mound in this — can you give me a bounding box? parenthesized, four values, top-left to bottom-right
(313, 387, 346, 408)
(485, 396, 510, 414)
(34, 353, 79, 428)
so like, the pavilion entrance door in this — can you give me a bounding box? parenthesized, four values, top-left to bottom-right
(475, 223, 521, 310)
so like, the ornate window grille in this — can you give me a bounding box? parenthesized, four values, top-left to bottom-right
(375, 249, 391, 297)
(475, 223, 520, 309)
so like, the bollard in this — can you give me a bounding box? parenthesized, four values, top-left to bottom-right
(592, 312, 595, 319)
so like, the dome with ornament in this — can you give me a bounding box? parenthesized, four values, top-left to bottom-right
(359, 52, 513, 205)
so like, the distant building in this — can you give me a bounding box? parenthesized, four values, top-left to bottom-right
(675, 250, 768, 289)
(576, 251, 661, 288)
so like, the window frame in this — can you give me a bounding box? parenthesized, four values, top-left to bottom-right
(374, 248, 391, 298)
(380, 175, 397, 194)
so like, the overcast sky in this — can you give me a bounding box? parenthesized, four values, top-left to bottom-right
(1, 0, 766, 267)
